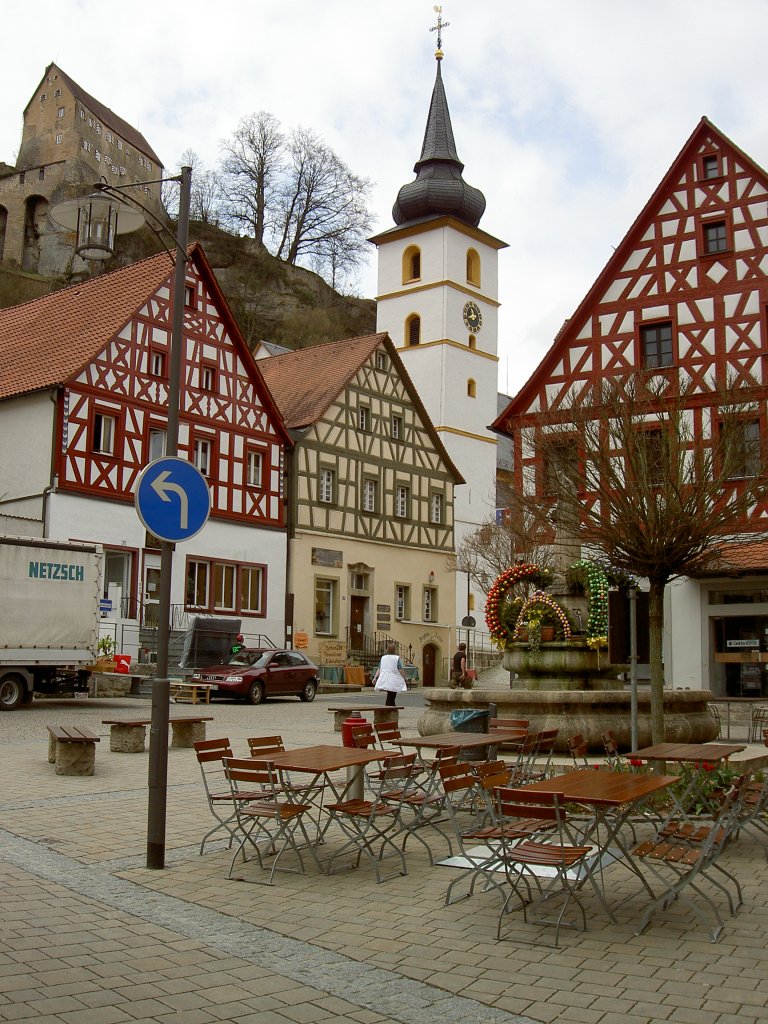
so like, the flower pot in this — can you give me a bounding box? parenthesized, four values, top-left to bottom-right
(540, 626, 555, 643)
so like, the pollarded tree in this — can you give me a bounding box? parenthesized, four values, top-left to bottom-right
(524, 371, 768, 742)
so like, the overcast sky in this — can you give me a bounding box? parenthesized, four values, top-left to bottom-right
(3, 1, 768, 395)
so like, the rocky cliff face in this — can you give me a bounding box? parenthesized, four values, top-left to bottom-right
(0, 217, 376, 351)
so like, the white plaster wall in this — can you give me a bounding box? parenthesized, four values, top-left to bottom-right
(47, 490, 287, 642)
(666, 577, 706, 690)
(0, 391, 56, 519)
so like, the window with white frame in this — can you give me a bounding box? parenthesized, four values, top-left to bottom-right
(423, 587, 437, 622)
(319, 467, 335, 504)
(150, 349, 167, 377)
(391, 414, 403, 440)
(148, 428, 166, 462)
(193, 438, 212, 477)
(240, 566, 264, 613)
(246, 448, 264, 488)
(186, 560, 209, 606)
(213, 562, 237, 611)
(55, 134, 62, 145)
(395, 484, 410, 518)
(362, 477, 378, 513)
(185, 557, 266, 615)
(201, 364, 216, 392)
(430, 492, 444, 524)
(358, 405, 370, 431)
(93, 412, 117, 455)
(315, 578, 337, 635)
(395, 584, 410, 621)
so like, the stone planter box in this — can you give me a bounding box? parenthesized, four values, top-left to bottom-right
(419, 687, 718, 753)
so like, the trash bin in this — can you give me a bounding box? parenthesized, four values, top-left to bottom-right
(449, 708, 490, 733)
(449, 708, 491, 760)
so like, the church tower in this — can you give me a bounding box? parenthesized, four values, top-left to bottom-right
(370, 11, 507, 625)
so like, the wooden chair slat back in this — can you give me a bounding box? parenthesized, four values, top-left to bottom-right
(247, 735, 285, 756)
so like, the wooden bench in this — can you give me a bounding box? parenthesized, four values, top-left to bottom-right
(170, 681, 214, 704)
(327, 705, 400, 733)
(102, 716, 214, 752)
(47, 726, 100, 776)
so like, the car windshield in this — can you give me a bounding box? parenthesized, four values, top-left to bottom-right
(224, 651, 270, 668)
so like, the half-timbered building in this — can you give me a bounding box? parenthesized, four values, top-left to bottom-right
(0, 243, 291, 659)
(494, 117, 768, 698)
(258, 333, 463, 685)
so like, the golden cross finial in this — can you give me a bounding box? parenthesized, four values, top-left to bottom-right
(430, 5, 450, 59)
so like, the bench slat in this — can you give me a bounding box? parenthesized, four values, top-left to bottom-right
(47, 725, 99, 743)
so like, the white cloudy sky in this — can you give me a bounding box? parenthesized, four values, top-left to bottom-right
(3, 0, 768, 395)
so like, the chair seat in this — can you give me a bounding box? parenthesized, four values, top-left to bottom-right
(326, 798, 395, 819)
(634, 840, 700, 866)
(241, 800, 313, 820)
(467, 819, 556, 842)
(502, 838, 591, 869)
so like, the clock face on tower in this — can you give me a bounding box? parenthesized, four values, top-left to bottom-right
(463, 301, 483, 334)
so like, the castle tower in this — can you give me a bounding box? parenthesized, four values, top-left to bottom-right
(370, 14, 507, 626)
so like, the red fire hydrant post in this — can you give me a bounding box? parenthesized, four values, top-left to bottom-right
(341, 712, 367, 747)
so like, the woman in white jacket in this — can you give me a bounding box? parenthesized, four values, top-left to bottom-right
(371, 642, 407, 707)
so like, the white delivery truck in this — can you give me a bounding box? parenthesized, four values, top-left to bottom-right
(0, 536, 102, 710)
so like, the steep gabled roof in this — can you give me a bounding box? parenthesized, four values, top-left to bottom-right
(27, 63, 162, 167)
(492, 117, 768, 432)
(0, 243, 291, 446)
(259, 333, 464, 483)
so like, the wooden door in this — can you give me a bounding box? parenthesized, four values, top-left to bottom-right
(350, 596, 366, 650)
(422, 643, 437, 687)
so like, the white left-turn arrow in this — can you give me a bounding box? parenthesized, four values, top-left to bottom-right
(151, 470, 189, 529)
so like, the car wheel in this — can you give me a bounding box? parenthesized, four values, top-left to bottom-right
(0, 675, 25, 711)
(299, 679, 317, 702)
(246, 680, 265, 705)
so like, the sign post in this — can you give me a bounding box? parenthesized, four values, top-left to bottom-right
(135, 456, 210, 868)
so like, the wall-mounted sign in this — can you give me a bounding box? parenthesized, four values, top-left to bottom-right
(295, 631, 309, 649)
(319, 640, 346, 664)
(727, 639, 760, 649)
(312, 547, 343, 568)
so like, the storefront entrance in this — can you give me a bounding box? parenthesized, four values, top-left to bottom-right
(712, 614, 768, 697)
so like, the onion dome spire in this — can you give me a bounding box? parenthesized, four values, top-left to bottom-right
(392, 10, 486, 228)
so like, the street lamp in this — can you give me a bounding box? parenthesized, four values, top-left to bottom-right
(51, 168, 192, 869)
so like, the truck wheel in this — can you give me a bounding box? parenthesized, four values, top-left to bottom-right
(0, 675, 25, 711)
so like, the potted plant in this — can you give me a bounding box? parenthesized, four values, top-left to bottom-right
(95, 635, 117, 671)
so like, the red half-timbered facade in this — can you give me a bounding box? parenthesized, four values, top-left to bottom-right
(494, 118, 768, 697)
(0, 244, 292, 652)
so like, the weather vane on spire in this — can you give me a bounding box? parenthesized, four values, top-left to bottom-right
(430, 5, 449, 60)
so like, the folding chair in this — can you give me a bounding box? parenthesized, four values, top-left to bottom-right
(504, 730, 542, 783)
(325, 753, 419, 882)
(566, 734, 591, 769)
(494, 787, 593, 948)
(633, 779, 746, 942)
(601, 730, 622, 767)
(374, 720, 403, 748)
(224, 757, 320, 885)
(383, 753, 454, 865)
(733, 772, 768, 860)
(527, 728, 559, 782)
(247, 734, 285, 757)
(194, 737, 238, 854)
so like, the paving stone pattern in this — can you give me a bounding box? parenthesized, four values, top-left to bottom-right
(1, 683, 767, 1024)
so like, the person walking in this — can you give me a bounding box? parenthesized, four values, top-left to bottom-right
(450, 642, 472, 689)
(372, 641, 407, 707)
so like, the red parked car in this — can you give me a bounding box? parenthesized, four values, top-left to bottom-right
(191, 648, 319, 704)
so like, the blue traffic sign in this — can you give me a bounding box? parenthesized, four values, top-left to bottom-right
(135, 457, 211, 543)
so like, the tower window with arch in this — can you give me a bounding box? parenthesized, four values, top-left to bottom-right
(466, 247, 481, 286)
(467, 378, 477, 398)
(405, 314, 421, 347)
(402, 245, 421, 284)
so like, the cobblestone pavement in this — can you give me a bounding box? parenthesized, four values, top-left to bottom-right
(1, 686, 767, 1024)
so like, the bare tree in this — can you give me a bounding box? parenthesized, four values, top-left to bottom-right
(523, 371, 768, 742)
(453, 487, 554, 595)
(219, 112, 285, 247)
(273, 127, 373, 272)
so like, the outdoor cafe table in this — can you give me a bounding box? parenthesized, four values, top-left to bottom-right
(263, 743, 397, 803)
(626, 742, 745, 819)
(520, 768, 679, 921)
(397, 730, 525, 761)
